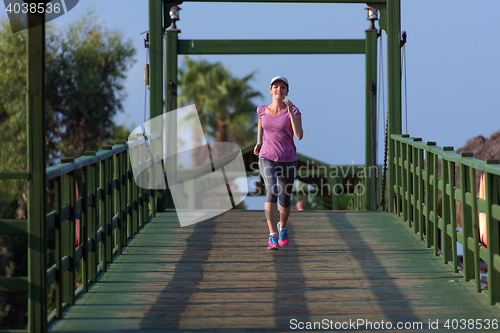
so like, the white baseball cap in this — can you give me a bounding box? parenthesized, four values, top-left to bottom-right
(269, 76, 289, 88)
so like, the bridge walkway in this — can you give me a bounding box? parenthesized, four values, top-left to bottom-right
(49, 211, 500, 332)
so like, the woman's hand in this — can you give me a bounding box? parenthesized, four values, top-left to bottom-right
(254, 142, 262, 155)
(283, 99, 293, 111)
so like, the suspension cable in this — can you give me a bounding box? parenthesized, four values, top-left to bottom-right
(402, 31, 408, 134)
(378, 29, 389, 211)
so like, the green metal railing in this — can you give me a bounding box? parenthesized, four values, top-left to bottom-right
(0, 142, 159, 332)
(349, 134, 500, 306)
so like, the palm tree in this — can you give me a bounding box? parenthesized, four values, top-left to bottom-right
(179, 57, 261, 162)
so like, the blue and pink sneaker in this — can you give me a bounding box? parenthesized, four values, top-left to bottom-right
(277, 222, 289, 247)
(268, 233, 279, 250)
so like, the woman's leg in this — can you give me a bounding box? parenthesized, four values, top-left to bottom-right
(259, 158, 279, 234)
(264, 202, 278, 233)
(277, 161, 297, 229)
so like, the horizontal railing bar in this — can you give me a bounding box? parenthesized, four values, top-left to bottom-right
(75, 245, 82, 264)
(87, 193, 93, 207)
(46, 144, 128, 180)
(87, 237, 93, 252)
(46, 211, 55, 231)
(0, 277, 28, 292)
(392, 135, 500, 176)
(492, 204, 500, 220)
(494, 255, 500, 275)
(61, 256, 70, 275)
(0, 219, 28, 235)
(61, 205, 70, 222)
(46, 264, 55, 287)
(0, 171, 30, 180)
(75, 197, 82, 213)
(112, 214, 119, 231)
(96, 227, 102, 244)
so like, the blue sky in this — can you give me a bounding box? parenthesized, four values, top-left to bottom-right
(2, 0, 499, 209)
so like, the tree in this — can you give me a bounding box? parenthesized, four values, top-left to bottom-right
(178, 57, 261, 161)
(0, 14, 135, 217)
(45, 13, 136, 162)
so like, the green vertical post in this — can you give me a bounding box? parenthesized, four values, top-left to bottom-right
(406, 141, 412, 227)
(84, 152, 98, 283)
(117, 142, 128, 249)
(54, 177, 62, 318)
(468, 165, 481, 292)
(365, 27, 377, 210)
(99, 157, 107, 271)
(417, 145, 424, 239)
(164, 4, 179, 210)
(26, 9, 47, 332)
(448, 160, 458, 273)
(120, 148, 128, 246)
(81, 162, 89, 292)
(432, 152, 439, 256)
(127, 148, 134, 239)
(113, 148, 122, 255)
(394, 136, 401, 216)
(61, 158, 75, 306)
(387, 0, 401, 214)
(485, 160, 500, 304)
(441, 147, 453, 264)
(425, 142, 436, 249)
(412, 141, 419, 233)
(100, 147, 113, 263)
(460, 153, 474, 281)
(149, 0, 164, 210)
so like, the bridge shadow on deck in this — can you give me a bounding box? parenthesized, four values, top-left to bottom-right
(138, 215, 218, 331)
(272, 224, 311, 327)
(48, 211, 500, 332)
(328, 212, 422, 324)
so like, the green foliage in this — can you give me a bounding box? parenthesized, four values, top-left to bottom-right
(291, 181, 325, 210)
(178, 56, 261, 147)
(45, 13, 136, 161)
(0, 13, 136, 328)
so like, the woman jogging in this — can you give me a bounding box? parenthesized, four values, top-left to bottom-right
(254, 76, 303, 250)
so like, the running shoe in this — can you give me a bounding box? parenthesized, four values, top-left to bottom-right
(277, 222, 289, 247)
(268, 233, 279, 250)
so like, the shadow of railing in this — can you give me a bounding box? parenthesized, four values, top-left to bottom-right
(139, 217, 218, 331)
(328, 212, 422, 323)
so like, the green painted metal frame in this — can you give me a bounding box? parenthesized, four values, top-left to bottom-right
(155, 0, 401, 210)
(379, 134, 500, 306)
(0, 1, 401, 331)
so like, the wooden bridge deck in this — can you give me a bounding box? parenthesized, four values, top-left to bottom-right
(49, 211, 500, 332)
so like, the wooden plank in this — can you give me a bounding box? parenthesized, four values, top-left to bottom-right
(49, 211, 500, 332)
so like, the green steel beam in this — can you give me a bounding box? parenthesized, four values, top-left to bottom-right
(149, 0, 163, 120)
(149, 0, 164, 210)
(181, 0, 387, 3)
(26, 9, 47, 333)
(178, 39, 365, 54)
(364, 28, 377, 210)
(386, 0, 401, 213)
